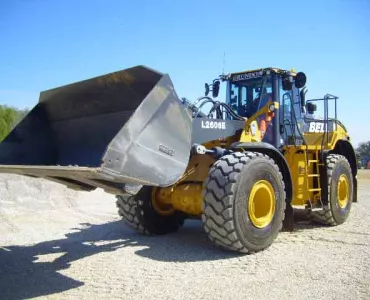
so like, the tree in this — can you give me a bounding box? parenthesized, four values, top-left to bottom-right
(356, 141, 370, 167)
(12, 108, 30, 128)
(0, 105, 30, 142)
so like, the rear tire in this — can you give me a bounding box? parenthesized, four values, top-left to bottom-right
(309, 154, 353, 226)
(116, 186, 184, 235)
(202, 152, 286, 253)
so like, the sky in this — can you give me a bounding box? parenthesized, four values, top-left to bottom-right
(0, 0, 369, 147)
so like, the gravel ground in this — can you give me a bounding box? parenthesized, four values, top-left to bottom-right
(1, 171, 369, 300)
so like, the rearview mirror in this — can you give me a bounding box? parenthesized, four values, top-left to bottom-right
(212, 80, 220, 98)
(300, 87, 308, 113)
(205, 83, 210, 96)
(295, 72, 307, 88)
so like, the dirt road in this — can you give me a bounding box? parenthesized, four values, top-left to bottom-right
(1, 171, 369, 300)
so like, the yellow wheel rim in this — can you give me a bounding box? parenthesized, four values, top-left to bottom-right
(248, 180, 276, 228)
(151, 187, 175, 216)
(337, 174, 349, 209)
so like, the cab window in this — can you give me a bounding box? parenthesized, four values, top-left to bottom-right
(228, 76, 273, 118)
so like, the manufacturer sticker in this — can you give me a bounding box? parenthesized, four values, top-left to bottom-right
(232, 71, 263, 82)
(159, 144, 175, 156)
(308, 122, 326, 133)
(201, 120, 226, 130)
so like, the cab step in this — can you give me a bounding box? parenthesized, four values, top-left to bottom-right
(310, 207, 324, 212)
(306, 198, 324, 212)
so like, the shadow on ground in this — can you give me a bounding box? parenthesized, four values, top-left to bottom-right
(0, 219, 238, 299)
(0, 210, 324, 300)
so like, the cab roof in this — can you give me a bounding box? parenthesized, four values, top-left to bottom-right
(229, 67, 297, 77)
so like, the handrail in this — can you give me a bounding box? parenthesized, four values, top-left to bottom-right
(305, 94, 339, 156)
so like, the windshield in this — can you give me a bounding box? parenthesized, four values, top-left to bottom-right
(228, 75, 273, 118)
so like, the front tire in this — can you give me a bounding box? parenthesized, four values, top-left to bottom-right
(309, 154, 353, 225)
(116, 186, 184, 235)
(202, 152, 286, 253)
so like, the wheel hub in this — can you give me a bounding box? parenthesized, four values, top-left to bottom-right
(151, 187, 175, 216)
(248, 180, 276, 228)
(337, 174, 349, 209)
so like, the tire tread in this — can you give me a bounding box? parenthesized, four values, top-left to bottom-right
(116, 188, 184, 235)
(202, 151, 286, 253)
(309, 154, 352, 226)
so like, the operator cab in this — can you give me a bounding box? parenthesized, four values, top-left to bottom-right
(228, 71, 273, 118)
(225, 68, 307, 147)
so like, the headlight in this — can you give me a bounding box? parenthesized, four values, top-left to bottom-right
(269, 103, 275, 112)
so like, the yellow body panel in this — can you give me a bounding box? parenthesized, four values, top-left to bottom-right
(299, 123, 348, 149)
(284, 123, 349, 206)
(283, 148, 316, 206)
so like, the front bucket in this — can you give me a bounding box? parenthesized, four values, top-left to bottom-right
(0, 65, 192, 193)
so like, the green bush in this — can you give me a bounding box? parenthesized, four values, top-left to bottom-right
(0, 105, 30, 142)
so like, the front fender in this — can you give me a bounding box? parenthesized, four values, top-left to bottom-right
(231, 142, 293, 205)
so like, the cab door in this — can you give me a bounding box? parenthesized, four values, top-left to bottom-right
(279, 79, 305, 146)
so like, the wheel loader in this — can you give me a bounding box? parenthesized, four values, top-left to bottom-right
(0, 65, 357, 253)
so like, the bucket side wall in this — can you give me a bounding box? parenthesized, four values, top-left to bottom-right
(101, 74, 193, 187)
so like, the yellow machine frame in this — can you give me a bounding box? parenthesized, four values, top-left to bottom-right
(150, 67, 356, 219)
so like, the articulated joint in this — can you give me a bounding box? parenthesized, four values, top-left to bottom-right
(191, 143, 232, 159)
